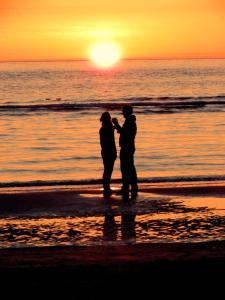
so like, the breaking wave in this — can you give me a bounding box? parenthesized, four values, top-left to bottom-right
(1, 174, 225, 188)
(0, 95, 225, 112)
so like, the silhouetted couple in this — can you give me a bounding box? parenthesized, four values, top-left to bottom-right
(99, 105, 138, 198)
(103, 211, 136, 242)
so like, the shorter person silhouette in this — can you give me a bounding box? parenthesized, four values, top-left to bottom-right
(99, 112, 117, 196)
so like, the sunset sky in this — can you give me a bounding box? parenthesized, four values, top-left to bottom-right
(1, 0, 225, 61)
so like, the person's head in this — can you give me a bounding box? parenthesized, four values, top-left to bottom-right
(122, 105, 133, 118)
(100, 111, 111, 124)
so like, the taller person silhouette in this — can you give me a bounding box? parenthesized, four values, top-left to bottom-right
(112, 105, 138, 198)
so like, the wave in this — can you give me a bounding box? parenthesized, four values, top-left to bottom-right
(0, 95, 225, 112)
(1, 174, 225, 188)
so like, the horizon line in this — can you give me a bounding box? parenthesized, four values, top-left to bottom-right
(1, 57, 225, 63)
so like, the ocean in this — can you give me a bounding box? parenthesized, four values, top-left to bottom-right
(1, 59, 225, 185)
(1, 59, 225, 248)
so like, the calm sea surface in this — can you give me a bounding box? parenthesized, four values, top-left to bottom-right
(0, 59, 225, 184)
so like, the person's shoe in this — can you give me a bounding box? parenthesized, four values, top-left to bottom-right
(116, 188, 129, 196)
(131, 188, 138, 194)
(122, 192, 130, 201)
(103, 188, 113, 197)
(131, 187, 138, 199)
(131, 191, 138, 200)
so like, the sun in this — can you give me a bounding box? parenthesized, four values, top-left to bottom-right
(89, 42, 121, 68)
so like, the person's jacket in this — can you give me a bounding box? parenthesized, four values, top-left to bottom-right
(99, 124, 117, 159)
(115, 115, 137, 152)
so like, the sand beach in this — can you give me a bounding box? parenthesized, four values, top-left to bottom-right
(1, 182, 225, 298)
(1, 241, 225, 298)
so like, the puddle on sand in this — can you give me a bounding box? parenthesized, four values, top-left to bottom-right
(0, 192, 225, 248)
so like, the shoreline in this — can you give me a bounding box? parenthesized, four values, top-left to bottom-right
(1, 179, 225, 196)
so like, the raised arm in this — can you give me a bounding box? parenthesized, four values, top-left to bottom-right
(112, 118, 122, 133)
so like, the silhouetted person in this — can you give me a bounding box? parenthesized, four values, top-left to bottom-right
(99, 112, 117, 196)
(112, 105, 138, 197)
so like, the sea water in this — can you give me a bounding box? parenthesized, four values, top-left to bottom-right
(0, 59, 225, 184)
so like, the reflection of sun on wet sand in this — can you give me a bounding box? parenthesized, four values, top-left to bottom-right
(1, 181, 225, 246)
(1, 181, 225, 296)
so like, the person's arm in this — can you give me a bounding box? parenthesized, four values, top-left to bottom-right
(99, 128, 104, 149)
(112, 118, 122, 133)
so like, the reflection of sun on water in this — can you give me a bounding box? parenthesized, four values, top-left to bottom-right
(89, 42, 121, 68)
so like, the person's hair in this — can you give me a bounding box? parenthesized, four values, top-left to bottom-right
(123, 105, 133, 116)
(100, 111, 111, 123)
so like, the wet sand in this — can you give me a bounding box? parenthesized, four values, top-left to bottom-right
(1, 241, 225, 298)
(1, 182, 225, 298)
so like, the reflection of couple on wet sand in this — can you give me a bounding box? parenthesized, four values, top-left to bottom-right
(99, 105, 138, 199)
(103, 210, 136, 242)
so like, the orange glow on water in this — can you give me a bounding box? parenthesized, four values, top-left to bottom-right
(1, 189, 225, 248)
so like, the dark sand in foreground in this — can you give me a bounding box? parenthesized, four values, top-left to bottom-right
(1, 241, 225, 298)
(1, 182, 225, 298)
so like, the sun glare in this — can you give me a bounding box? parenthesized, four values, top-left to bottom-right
(89, 42, 121, 68)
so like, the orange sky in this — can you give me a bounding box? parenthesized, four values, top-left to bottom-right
(1, 0, 225, 61)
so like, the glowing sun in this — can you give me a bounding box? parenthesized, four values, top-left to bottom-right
(89, 42, 121, 68)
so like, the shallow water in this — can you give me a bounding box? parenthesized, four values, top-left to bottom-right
(1, 189, 225, 248)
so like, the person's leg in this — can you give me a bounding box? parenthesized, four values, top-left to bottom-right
(103, 157, 115, 194)
(120, 150, 129, 193)
(107, 158, 115, 188)
(103, 157, 110, 191)
(125, 151, 138, 197)
(130, 155, 138, 193)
